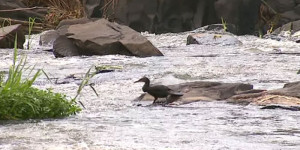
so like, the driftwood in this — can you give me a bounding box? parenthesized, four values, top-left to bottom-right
(0, 17, 54, 33)
(0, 6, 48, 12)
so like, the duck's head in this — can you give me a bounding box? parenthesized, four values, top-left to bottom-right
(134, 77, 150, 83)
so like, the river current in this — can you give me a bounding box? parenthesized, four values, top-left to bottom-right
(0, 31, 300, 150)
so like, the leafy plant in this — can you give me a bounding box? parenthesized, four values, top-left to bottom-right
(0, 35, 81, 120)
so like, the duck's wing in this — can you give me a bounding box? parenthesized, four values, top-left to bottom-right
(168, 88, 184, 96)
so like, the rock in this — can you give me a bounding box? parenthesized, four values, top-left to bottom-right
(53, 35, 80, 57)
(39, 30, 59, 46)
(214, 0, 261, 35)
(53, 18, 163, 57)
(201, 24, 238, 35)
(134, 81, 253, 105)
(261, 105, 300, 111)
(187, 33, 242, 46)
(56, 17, 95, 29)
(273, 20, 300, 34)
(229, 81, 300, 107)
(264, 0, 296, 14)
(262, 0, 300, 28)
(268, 81, 300, 98)
(0, 24, 25, 49)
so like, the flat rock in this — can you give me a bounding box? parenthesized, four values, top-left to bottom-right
(0, 24, 25, 49)
(268, 81, 300, 98)
(135, 81, 253, 105)
(229, 81, 300, 107)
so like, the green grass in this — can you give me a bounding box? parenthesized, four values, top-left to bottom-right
(0, 35, 82, 120)
(26, 17, 36, 50)
(221, 17, 228, 32)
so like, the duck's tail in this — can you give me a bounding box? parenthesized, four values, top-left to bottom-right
(169, 91, 184, 96)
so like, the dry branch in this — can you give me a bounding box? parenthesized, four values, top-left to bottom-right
(0, 6, 48, 12)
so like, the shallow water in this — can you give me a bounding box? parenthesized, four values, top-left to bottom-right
(0, 31, 300, 150)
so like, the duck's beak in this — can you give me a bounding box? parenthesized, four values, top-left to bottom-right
(134, 79, 141, 83)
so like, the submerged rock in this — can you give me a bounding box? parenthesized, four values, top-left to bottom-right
(53, 18, 163, 57)
(187, 33, 242, 46)
(0, 24, 25, 49)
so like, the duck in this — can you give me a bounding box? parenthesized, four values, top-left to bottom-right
(134, 77, 183, 104)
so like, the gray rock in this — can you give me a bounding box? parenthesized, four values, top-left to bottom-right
(64, 18, 163, 57)
(229, 81, 300, 107)
(268, 81, 300, 98)
(135, 81, 253, 105)
(39, 30, 59, 46)
(0, 24, 25, 49)
(187, 33, 242, 46)
(53, 35, 80, 57)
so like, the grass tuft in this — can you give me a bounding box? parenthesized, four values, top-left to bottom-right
(0, 34, 81, 120)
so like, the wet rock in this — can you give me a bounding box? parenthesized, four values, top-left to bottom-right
(229, 81, 300, 107)
(135, 81, 253, 105)
(273, 20, 300, 35)
(187, 33, 242, 46)
(201, 24, 238, 35)
(53, 18, 163, 57)
(39, 30, 59, 46)
(53, 35, 80, 57)
(0, 24, 25, 49)
(261, 105, 300, 111)
(268, 81, 300, 98)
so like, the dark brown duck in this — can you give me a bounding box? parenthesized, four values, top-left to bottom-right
(134, 77, 183, 104)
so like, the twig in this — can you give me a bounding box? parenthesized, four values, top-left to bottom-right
(0, 17, 54, 29)
(0, 6, 48, 12)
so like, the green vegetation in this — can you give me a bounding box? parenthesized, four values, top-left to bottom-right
(221, 17, 228, 32)
(259, 0, 281, 34)
(26, 17, 36, 49)
(0, 35, 81, 120)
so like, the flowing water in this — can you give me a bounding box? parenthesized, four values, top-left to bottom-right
(0, 31, 300, 150)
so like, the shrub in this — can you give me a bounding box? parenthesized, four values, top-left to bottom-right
(0, 35, 81, 120)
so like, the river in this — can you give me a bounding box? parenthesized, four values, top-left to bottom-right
(0, 31, 300, 150)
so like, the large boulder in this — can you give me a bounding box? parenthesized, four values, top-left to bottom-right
(0, 24, 25, 49)
(53, 18, 163, 57)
